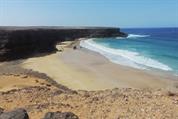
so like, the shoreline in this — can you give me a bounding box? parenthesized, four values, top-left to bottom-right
(80, 38, 177, 76)
(19, 40, 177, 91)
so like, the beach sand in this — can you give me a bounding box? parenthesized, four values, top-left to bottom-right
(20, 42, 177, 91)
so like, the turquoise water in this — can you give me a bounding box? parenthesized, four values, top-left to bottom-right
(80, 28, 178, 75)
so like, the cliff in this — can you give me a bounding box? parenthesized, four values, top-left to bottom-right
(0, 27, 127, 61)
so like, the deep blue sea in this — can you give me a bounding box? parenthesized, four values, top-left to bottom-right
(80, 28, 178, 76)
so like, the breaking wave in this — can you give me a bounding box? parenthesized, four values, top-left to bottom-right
(80, 39, 172, 71)
(116, 34, 150, 39)
(127, 34, 150, 38)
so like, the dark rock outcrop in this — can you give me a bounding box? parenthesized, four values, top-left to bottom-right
(0, 108, 29, 119)
(43, 112, 79, 119)
(0, 108, 78, 119)
(0, 27, 127, 61)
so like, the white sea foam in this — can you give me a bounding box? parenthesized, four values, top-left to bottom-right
(116, 34, 149, 39)
(80, 39, 172, 71)
(127, 34, 150, 38)
(115, 37, 124, 39)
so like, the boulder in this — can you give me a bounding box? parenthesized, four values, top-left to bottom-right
(43, 111, 79, 119)
(0, 107, 4, 115)
(0, 108, 29, 119)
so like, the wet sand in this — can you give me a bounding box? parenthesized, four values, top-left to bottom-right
(21, 43, 177, 91)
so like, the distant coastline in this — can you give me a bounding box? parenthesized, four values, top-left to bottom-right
(0, 26, 127, 61)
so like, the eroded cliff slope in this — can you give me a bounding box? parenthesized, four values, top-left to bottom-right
(0, 27, 127, 61)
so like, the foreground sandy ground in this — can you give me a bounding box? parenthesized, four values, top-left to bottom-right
(0, 76, 178, 119)
(20, 43, 177, 91)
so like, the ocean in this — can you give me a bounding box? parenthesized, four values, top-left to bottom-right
(80, 28, 178, 76)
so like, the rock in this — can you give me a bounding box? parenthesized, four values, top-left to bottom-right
(43, 111, 79, 119)
(21, 75, 28, 78)
(46, 84, 52, 87)
(73, 46, 77, 50)
(0, 108, 29, 119)
(0, 107, 4, 115)
(167, 91, 176, 96)
(35, 79, 39, 83)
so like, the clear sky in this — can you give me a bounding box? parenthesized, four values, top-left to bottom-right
(0, 0, 178, 28)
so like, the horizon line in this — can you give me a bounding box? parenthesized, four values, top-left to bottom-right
(0, 25, 177, 29)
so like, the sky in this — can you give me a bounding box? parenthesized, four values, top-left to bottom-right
(0, 0, 178, 28)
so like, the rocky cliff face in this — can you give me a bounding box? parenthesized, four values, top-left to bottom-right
(0, 27, 127, 61)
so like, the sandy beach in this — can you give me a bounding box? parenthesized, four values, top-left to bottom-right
(20, 41, 177, 91)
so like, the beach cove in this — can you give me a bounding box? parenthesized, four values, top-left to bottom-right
(20, 40, 177, 91)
